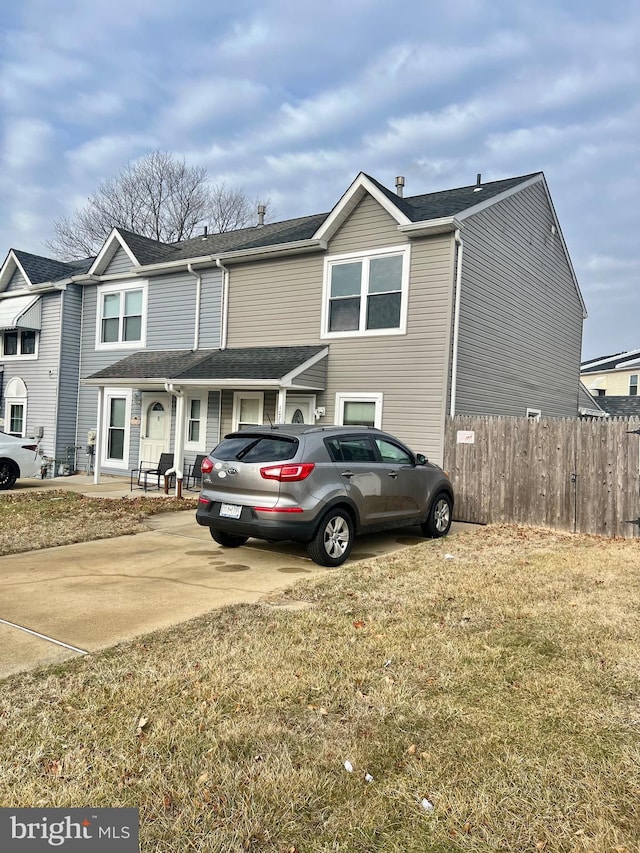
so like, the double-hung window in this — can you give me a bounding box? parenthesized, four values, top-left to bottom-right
(185, 394, 208, 451)
(2, 329, 37, 357)
(630, 375, 638, 396)
(322, 246, 409, 338)
(97, 282, 146, 348)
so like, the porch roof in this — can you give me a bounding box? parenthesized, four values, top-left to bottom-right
(83, 345, 328, 389)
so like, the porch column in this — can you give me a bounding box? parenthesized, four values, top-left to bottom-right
(93, 386, 104, 485)
(276, 388, 287, 424)
(173, 389, 186, 496)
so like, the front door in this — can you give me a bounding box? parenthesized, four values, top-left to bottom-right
(285, 395, 316, 424)
(140, 394, 170, 464)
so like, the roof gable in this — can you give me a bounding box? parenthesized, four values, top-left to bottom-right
(313, 172, 412, 243)
(0, 249, 80, 291)
(89, 228, 141, 276)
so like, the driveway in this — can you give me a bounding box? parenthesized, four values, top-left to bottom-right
(0, 509, 474, 679)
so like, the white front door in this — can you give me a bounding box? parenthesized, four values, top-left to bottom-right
(140, 394, 170, 464)
(285, 395, 316, 424)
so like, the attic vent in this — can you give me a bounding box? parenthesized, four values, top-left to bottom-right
(395, 176, 405, 198)
(473, 173, 482, 192)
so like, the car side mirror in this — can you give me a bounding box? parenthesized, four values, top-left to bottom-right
(416, 453, 427, 465)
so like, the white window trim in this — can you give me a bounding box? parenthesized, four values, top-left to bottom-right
(4, 377, 28, 437)
(629, 374, 638, 395)
(1, 329, 39, 360)
(95, 279, 148, 350)
(321, 244, 410, 340)
(232, 392, 264, 431)
(335, 392, 383, 429)
(185, 392, 209, 451)
(101, 387, 132, 470)
(526, 408, 541, 421)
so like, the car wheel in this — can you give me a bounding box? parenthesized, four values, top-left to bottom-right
(421, 492, 452, 538)
(307, 509, 354, 567)
(0, 460, 18, 490)
(210, 529, 249, 548)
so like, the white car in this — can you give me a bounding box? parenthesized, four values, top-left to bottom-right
(0, 432, 41, 489)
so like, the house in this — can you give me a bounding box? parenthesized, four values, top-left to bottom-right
(580, 350, 640, 397)
(1, 170, 586, 488)
(0, 249, 92, 472)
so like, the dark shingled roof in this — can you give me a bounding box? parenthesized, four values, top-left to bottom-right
(115, 229, 178, 266)
(594, 396, 640, 418)
(88, 346, 327, 382)
(170, 213, 328, 260)
(12, 250, 81, 285)
(8, 172, 543, 276)
(581, 350, 640, 373)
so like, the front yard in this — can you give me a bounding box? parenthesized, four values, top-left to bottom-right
(0, 504, 638, 852)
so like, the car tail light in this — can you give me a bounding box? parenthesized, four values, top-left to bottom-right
(22, 444, 38, 452)
(260, 463, 315, 481)
(201, 457, 214, 474)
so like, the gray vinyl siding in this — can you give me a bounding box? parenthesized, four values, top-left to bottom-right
(103, 245, 134, 275)
(293, 359, 327, 389)
(55, 284, 83, 460)
(454, 181, 584, 418)
(2, 293, 61, 459)
(198, 269, 222, 348)
(77, 267, 223, 475)
(6, 267, 28, 292)
(226, 196, 455, 463)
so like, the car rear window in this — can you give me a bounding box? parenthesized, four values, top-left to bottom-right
(212, 435, 298, 463)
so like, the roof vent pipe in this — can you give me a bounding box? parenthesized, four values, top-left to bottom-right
(395, 176, 405, 197)
(203, 225, 208, 237)
(257, 204, 266, 227)
(474, 173, 482, 192)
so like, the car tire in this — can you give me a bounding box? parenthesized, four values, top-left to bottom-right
(0, 460, 18, 490)
(210, 529, 249, 548)
(307, 508, 354, 567)
(421, 492, 453, 538)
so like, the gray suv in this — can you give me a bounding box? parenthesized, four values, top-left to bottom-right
(195, 424, 454, 566)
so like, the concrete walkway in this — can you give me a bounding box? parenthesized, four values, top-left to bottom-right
(1, 474, 476, 679)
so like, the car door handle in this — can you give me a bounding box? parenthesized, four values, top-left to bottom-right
(387, 472, 398, 479)
(341, 470, 355, 478)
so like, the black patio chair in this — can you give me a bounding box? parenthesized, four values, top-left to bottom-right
(131, 452, 175, 492)
(185, 454, 207, 490)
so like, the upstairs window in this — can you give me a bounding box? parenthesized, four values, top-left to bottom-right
(630, 375, 638, 396)
(322, 246, 409, 338)
(2, 329, 37, 357)
(97, 283, 146, 348)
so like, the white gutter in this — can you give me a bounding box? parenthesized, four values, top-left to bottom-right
(216, 258, 229, 350)
(398, 216, 461, 237)
(187, 263, 202, 350)
(449, 229, 464, 417)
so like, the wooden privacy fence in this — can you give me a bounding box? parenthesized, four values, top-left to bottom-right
(443, 416, 640, 538)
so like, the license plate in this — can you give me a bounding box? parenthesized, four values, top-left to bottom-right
(220, 503, 242, 519)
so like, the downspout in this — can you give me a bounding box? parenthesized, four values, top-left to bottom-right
(164, 382, 185, 497)
(216, 258, 229, 350)
(187, 263, 202, 351)
(449, 229, 464, 418)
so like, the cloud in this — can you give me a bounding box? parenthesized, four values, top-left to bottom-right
(2, 119, 54, 171)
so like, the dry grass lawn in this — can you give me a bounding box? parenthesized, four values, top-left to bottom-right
(0, 503, 638, 851)
(0, 490, 197, 556)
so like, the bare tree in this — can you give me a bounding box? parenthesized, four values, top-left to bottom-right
(206, 181, 270, 233)
(46, 151, 270, 260)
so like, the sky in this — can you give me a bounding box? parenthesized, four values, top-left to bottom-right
(0, 0, 638, 360)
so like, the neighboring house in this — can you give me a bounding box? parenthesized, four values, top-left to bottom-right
(0, 169, 586, 486)
(0, 249, 92, 469)
(580, 350, 640, 397)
